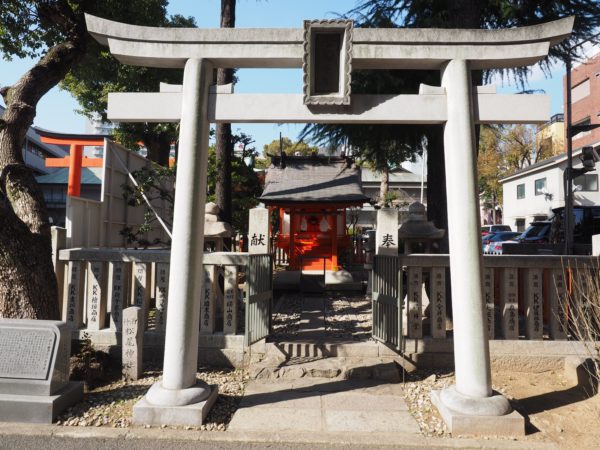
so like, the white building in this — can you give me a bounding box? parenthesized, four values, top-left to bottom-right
(500, 147, 600, 231)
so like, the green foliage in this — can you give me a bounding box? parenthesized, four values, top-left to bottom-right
(59, 6, 196, 165)
(351, 0, 600, 86)
(478, 124, 550, 208)
(383, 190, 398, 207)
(0, 1, 171, 60)
(207, 144, 262, 234)
(262, 136, 320, 164)
(121, 134, 262, 247)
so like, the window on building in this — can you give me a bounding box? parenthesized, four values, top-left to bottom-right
(515, 218, 525, 232)
(534, 178, 547, 196)
(516, 183, 525, 199)
(573, 117, 591, 140)
(571, 78, 590, 103)
(573, 173, 598, 191)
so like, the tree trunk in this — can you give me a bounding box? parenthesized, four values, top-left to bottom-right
(378, 166, 389, 205)
(215, 0, 236, 225)
(0, 36, 86, 319)
(426, 126, 448, 251)
(144, 128, 172, 167)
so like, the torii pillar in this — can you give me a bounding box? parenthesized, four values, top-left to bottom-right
(133, 59, 218, 425)
(429, 59, 517, 433)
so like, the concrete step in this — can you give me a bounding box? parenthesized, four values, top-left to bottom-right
(271, 340, 387, 359)
(249, 356, 402, 382)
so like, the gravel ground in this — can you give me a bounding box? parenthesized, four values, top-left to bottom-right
(271, 294, 302, 338)
(324, 294, 372, 340)
(399, 368, 520, 438)
(56, 368, 247, 430)
(399, 369, 452, 437)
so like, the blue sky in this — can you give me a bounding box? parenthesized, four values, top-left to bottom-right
(0, 0, 572, 154)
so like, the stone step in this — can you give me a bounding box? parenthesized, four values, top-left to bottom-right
(249, 357, 402, 382)
(270, 340, 388, 360)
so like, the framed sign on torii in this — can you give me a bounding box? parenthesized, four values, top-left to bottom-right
(85, 13, 573, 432)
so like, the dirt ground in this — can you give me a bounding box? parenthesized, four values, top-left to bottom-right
(498, 369, 600, 449)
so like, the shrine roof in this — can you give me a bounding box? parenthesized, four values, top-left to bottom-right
(260, 156, 369, 205)
(36, 168, 102, 185)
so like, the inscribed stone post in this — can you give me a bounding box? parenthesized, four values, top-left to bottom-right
(201, 265, 216, 334)
(122, 307, 144, 380)
(524, 268, 543, 340)
(132, 262, 150, 328)
(549, 268, 568, 340)
(107, 261, 128, 331)
(223, 266, 238, 334)
(375, 208, 398, 256)
(248, 207, 270, 254)
(63, 261, 84, 329)
(155, 263, 170, 332)
(430, 267, 446, 339)
(407, 267, 423, 338)
(483, 268, 495, 339)
(51, 227, 66, 318)
(501, 268, 519, 339)
(86, 261, 107, 330)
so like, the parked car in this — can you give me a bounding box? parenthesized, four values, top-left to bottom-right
(515, 221, 552, 244)
(481, 232, 497, 246)
(484, 231, 522, 254)
(481, 224, 511, 236)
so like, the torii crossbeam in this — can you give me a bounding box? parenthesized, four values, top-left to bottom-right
(85, 14, 574, 432)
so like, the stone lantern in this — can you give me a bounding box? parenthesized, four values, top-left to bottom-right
(204, 202, 234, 251)
(398, 202, 445, 254)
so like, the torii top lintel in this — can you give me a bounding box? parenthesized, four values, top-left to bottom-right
(85, 14, 573, 71)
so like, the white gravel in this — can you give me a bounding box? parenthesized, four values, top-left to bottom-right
(56, 368, 247, 430)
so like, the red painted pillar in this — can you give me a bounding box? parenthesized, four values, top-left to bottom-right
(289, 209, 296, 270)
(331, 213, 338, 271)
(67, 144, 83, 197)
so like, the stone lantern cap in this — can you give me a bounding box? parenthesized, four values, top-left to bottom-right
(204, 202, 233, 237)
(398, 202, 445, 240)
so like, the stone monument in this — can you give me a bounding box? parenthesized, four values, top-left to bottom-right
(0, 319, 83, 423)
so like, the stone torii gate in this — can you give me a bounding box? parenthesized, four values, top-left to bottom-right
(85, 14, 573, 430)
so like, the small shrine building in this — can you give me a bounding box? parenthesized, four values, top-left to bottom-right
(261, 154, 368, 271)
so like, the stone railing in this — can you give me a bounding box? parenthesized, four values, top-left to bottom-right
(388, 254, 599, 341)
(57, 248, 249, 339)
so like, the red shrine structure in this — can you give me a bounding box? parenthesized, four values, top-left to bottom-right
(261, 155, 368, 271)
(35, 129, 108, 197)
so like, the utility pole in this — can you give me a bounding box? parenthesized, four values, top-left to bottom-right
(564, 54, 574, 255)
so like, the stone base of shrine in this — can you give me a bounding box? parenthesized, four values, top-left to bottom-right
(431, 389, 525, 437)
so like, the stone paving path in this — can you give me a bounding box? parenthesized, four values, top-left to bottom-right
(228, 293, 420, 436)
(228, 378, 420, 434)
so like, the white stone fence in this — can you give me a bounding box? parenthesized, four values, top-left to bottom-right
(56, 248, 249, 339)
(394, 254, 599, 341)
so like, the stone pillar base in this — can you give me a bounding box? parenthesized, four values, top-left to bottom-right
(431, 387, 524, 437)
(133, 382, 218, 426)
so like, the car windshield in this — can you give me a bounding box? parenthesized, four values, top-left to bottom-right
(521, 223, 550, 239)
(482, 233, 496, 241)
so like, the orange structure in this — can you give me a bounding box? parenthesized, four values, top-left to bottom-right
(261, 155, 368, 271)
(36, 129, 108, 197)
